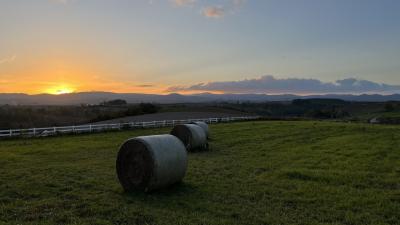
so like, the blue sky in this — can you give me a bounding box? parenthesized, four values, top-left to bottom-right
(0, 0, 399, 94)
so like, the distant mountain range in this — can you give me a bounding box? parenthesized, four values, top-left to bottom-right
(1, 92, 400, 105)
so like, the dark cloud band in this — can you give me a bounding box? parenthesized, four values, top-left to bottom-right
(167, 75, 400, 94)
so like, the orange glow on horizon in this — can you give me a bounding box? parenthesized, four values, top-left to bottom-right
(0, 57, 222, 95)
(0, 54, 221, 95)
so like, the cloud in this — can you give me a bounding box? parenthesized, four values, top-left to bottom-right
(202, 6, 225, 18)
(0, 55, 16, 64)
(165, 0, 246, 18)
(201, 0, 246, 19)
(167, 75, 400, 94)
(136, 84, 154, 88)
(171, 0, 196, 7)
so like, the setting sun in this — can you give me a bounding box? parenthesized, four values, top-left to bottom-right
(46, 85, 75, 95)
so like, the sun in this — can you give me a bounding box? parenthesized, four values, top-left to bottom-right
(46, 85, 75, 95)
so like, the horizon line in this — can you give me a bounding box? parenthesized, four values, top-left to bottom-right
(0, 91, 400, 96)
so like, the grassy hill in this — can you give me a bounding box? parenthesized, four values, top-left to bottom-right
(0, 121, 399, 225)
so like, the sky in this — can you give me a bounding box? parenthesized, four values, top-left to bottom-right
(0, 0, 400, 95)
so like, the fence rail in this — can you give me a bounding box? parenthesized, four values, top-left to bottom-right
(0, 116, 260, 139)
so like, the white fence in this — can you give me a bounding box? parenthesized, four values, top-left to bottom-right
(0, 116, 260, 139)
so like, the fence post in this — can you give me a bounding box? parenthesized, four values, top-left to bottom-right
(33, 128, 36, 136)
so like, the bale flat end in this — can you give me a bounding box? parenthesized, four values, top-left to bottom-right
(116, 139, 154, 192)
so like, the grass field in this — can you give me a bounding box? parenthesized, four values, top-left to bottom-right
(0, 121, 399, 225)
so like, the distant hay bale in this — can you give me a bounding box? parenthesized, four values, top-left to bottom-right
(170, 124, 208, 151)
(190, 121, 209, 139)
(116, 134, 188, 192)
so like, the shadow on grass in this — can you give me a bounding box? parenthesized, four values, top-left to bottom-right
(121, 181, 198, 200)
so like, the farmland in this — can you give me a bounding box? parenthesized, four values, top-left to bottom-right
(0, 121, 399, 225)
(0, 103, 249, 129)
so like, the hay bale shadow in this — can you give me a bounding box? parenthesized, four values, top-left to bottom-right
(122, 181, 198, 199)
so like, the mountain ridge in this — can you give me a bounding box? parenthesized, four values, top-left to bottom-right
(1, 92, 400, 105)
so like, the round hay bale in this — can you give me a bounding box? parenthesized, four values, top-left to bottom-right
(116, 134, 187, 192)
(190, 121, 209, 138)
(170, 124, 208, 151)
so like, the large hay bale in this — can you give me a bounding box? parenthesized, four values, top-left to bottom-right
(190, 121, 209, 138)
(170, 124, 208, 151)
(116, 134, 188, 192)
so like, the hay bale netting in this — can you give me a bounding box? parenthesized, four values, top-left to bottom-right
(170, 124, 208, 151)
(190, 121, 209, 138)
(116, 134, 188, 192)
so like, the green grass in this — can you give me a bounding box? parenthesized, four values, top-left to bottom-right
(354, 110, 400, 120)
(0, 121, 399, 225)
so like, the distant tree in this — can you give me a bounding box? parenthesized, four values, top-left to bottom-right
(305, 109, 330, 119)
(292, 99, 310, 106)
(125, 106, 142, 116)
(385, 103, 395, 112)
(101, 99, 127, 106)
(139, 103, 159, 114)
